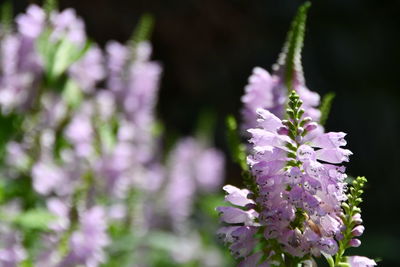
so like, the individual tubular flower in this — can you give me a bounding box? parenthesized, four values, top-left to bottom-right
(218, 91, 353, 265)
(15, 5, 46, 39)
(347, 256, 377, 267)
(216, 185, 260, 263)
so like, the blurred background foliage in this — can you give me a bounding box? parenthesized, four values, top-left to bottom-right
(6, 0, 400, 266)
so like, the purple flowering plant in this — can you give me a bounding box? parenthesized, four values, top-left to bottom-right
(0, 0, 380, 266)
(0, 1, 229, 266)
(218, 3, 377, 267)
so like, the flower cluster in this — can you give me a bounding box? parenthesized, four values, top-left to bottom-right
(0, 3, 226, 267)
(241, 66, 320, 131)
(217, 3, 376, 266)
(219, 92, 354, 265)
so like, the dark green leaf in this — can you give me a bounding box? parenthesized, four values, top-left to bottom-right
(319, 92, 335, 125)
(0, 1, 13, 33)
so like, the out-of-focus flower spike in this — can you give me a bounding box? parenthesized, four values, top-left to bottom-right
(319, 92, 336, 125)
(273, 1, 311, 91)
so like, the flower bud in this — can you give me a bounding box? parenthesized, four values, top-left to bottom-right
(297, 127, 304, 135)
(352, 213, 363, 225)
(335, 232, 344, 241)
(297, 109, 305, 119)
(351, 225, 365, 237)
(304, 122, 318, 132)
(277, 126, 289, 135)
(349, 238, 361, 247)
(302, 117, 312, 123)
(245, 203, 257, 210)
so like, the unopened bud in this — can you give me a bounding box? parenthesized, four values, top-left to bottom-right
(295, 135, 303, 143)
(352, 213, 363, 225)
(297, 127, 304, 135)
(351, 225, 365, 237)
(277, 126, 289, 135)
(304, 122, 318, 132)
(335, 232, 344, 241)
(349, 238, 361, 247)
(297, 108, 305, 116)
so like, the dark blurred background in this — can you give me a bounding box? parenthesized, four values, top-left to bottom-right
(10, 0, 400, 266)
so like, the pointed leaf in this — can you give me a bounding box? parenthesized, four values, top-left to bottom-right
(44, 0, 59, 15)
(13, 209, 56, 230)
(319, 92, 335, 125)
(130, 13, 155, 47)
(0, 1, 12, 34)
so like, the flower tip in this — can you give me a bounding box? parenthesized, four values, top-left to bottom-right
(349, 238, 361, 247)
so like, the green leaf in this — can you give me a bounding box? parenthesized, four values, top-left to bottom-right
(0, 113, 22, 165)
(152, 120, 164, 138)
(62, 79, 82, 108)
(51, 39, 90, 80)
(43, 0, 59, 15)
(195, 109, 216, 144)
(322, 252, 335, 267)
(13, 209, 56, 231)
(0, 180, 5, 204)
(0, 1, 13, 33)
(198, 194, 225, 219)
(37, 30, 93, 89)
(319, 92, 335, 125)
(130, 13, 155, 46)
(98, 122, 116, 152)
(226, 115, 248, 171)
(19, 259, 34, 267)
(274, 2, 311, 91)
